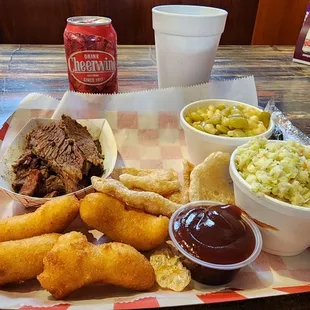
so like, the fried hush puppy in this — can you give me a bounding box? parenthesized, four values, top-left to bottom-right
(80, 193, 169, 251)
(38, 232, 155, 299)
(0, 233, 60, 286)
(0, 196, 79, 242)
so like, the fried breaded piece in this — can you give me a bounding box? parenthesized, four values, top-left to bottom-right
(92, 177, 180, 217)
(189, 152, 235, 204)
(165, 190, 183, 204)
(80, 193, 169, 251)
(182, 160, 195, 204)
(112, 167, 180, 196)
(38, 232, 155, 299)
(119, 169, 180, 196)
(111, 168, 154, 180)
(0, 233, 60, 286)
(0, 196, 79, 242)
(165, 161, 195, 204)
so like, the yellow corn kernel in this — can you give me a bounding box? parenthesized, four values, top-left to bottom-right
(192, 123, 204, 131)
(252, 124, 266, 135)
(248, 120, 258, 129)
(245, 129, 255, 136)
(222, 107, 232, 117)
(206, 110, 221, 125)
(185, 116, 192, 124)
(249, 115, 260, 123)
(227, 129, 246, 137)
(216, 103, 226, 110)
(201, 113, 208, 120)
(244, 108, 258, 117)
(206, 109, 214, 119)
(204, 124, 217, 135)
(222, 117, 230, 127)
(208, 105, 216, 112)
(258, 123, 267, 131)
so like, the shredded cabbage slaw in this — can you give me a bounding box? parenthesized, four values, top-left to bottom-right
(235, 137, 310, 207)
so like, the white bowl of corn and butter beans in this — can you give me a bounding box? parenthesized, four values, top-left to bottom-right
(180, 99, 275, 164)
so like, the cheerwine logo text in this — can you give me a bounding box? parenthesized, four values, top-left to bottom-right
(68, 51, 116, 86)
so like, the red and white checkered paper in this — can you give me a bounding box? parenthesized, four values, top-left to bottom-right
(0, 79, 310, 309)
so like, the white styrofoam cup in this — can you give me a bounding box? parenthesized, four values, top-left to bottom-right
(152, 5, 228, 88)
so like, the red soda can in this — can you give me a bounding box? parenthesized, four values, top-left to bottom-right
(64, 16, 118, 94)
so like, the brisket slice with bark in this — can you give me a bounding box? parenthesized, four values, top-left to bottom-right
(19, 169, 41, 196)
(27, 115, 104, 194)
(12, 150, 66, 197)
(12, 151, 44, 193)
(60, 115, 104, 169)
(35, 175, 66, 198)
(28, 122, 84, 193)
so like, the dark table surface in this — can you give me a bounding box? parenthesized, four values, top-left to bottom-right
(0, 44, 310, 309)
(1, 45, 310, 132)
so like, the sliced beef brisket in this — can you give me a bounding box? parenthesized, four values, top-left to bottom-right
(60, 115, 104, 168)
(28, 121, 85, 193)
(19, 169, 41, 196)
(12, 115, 104, 197)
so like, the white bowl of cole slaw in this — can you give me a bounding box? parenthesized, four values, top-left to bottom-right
(229, 137, 310, 257)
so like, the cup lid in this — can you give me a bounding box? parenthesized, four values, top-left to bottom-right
(152, 5, 228, 37)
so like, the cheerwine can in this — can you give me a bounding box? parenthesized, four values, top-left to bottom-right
(64, 16, 118, 94)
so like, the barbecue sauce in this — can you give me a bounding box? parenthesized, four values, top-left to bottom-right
(172, 204, 256, 285)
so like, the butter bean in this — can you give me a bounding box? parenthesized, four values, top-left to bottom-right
(216, 124, 229, 134)
(190, 112, 204, 122)
(204, 124, 217, 135)
(227, 129, 246, 137)
(228, 116, 249, 129)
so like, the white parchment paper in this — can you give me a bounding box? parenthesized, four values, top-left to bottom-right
(52, 76, 257, 119)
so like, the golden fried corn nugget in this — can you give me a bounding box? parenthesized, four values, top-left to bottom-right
(189, 152, 235, 204)
(0, 233, 60, 286)
(38, 232, 155, 299)
(0, 196, 79, 242)
(80, 193, 169, 251)
(92, 177, 180, 217)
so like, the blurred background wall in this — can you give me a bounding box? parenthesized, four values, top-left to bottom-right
(0, 0, 308, 45)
